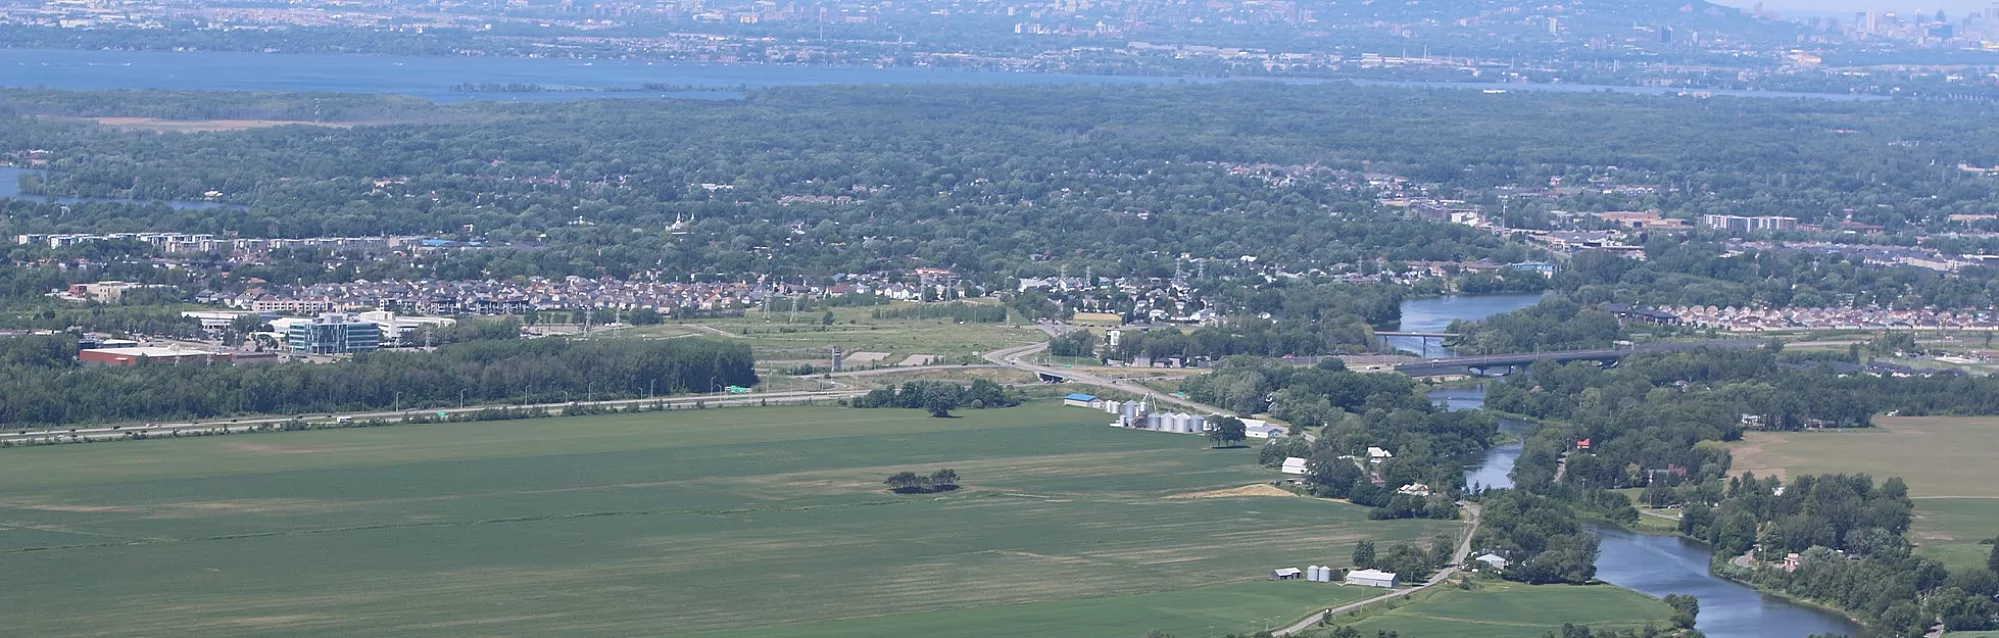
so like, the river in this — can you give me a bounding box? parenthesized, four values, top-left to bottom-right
(1387, 292, 1543, 358)
(0, 48, 1892, 103)
(1441, 385, 1867, 638)
(0, 166, 240, 210)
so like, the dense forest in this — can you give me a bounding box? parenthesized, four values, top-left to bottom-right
(5, 83, 1999, 292)
(0, 334, 757, 427)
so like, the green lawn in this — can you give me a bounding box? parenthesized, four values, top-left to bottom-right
(1325, 581, 1676, 638)
(0, 403, 1451, 637)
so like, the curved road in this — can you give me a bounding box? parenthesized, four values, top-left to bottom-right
(1272, 502, 1483, 636)
(982, 342, 1233, 416)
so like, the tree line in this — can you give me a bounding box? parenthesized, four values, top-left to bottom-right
(0, 334, 758, 427)
(849, 380, 1017, 417)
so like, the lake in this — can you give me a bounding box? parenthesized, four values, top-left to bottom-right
(0, 48, 1890, 103)
(1388, 292, 1543, 358)
(0, 48, 1187, 102)
(1438, 385, 1867, 638)
(0, 166, 240, 210)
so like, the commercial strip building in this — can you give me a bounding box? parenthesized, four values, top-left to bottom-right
(282, 313, 383, 354)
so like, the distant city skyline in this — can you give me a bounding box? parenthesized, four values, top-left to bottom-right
(1714, 0, 1999, 14)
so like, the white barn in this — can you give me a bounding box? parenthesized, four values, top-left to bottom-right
(1345, 568, 1398, 588)
(1280, 457, 1309, 475)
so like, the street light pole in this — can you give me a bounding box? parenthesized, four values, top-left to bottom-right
(394, 391, 401, 413)
(459, 389, 466, 409)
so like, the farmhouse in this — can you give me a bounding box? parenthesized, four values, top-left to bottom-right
(1474, 553, 1511, 570)
(1244, 420, 1289, 438)
(1345, 568, 1398, 588)
(1367, 446, 1394, 461)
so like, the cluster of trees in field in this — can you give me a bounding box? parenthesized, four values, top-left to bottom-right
(1193, 357, 1493, 515)
(867, 302, 1007, 323)
(1680, 473, 1913, 562)
(883, 469, 959, 494)
(1472, 490, 1601, 585)
(1045, 330, 1096, 358)
(1686, 472, 1984, 635)
(0, 334, 757, 426)
(849, 380, 1016, 417)
(1444, 297, 1624, 356)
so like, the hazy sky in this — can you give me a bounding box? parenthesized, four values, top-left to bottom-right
(1712, 0, 1996, 13)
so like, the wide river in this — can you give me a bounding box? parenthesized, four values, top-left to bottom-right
(1438, 383, 1868, 638)
(0, 48, 1890, 102)
(1387, 292, 1543, 358)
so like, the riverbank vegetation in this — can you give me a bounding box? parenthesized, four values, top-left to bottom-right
(1478, 345, 1999, 635)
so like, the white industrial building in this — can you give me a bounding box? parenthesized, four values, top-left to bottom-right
(1345, 568, 1398, 588)
(357, 310, 457, 346)
(1281, 457, 1309, 475)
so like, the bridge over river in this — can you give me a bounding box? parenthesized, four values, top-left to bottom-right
(1394, 340, 1766, 376)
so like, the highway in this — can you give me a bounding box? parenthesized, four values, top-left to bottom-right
(1394, 340, 1767, 375)
(982, 341, 1233, 417)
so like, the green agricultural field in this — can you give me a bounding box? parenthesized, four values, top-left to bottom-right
(678, 580, 1384, 638)
(1325, 581, 1676, 638)
(0, 403, 1452, 637)
(624, 303, 1046, 364)
(1732, 416, 1999, 570)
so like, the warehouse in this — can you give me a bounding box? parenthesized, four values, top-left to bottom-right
(1344, 568, 1398, 588)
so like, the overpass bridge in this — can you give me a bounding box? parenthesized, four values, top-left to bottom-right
(1394, 340, 1766, 377)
